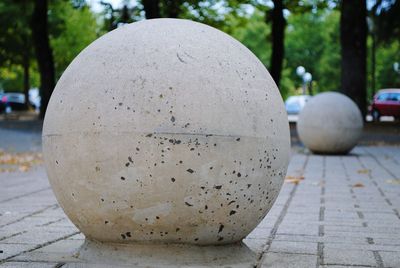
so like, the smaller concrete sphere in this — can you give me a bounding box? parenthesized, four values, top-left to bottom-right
(297, 92, 363, 154)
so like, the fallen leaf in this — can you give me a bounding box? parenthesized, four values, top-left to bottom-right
(357, 169, 370, 174)
(285, 175, 305, 185)
(352, 183, 365, 188)
(0, 152, 42, 173)
(18, 164, 30, 172)
(0, 167, 16, 173)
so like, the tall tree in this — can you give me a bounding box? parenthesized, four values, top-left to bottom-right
(0, 0, 33, 107)
(162, 0, 182, 18)
(50, 1, 99, 79)
(269, 0, 286, 88)
(340, 0, 367, 117)
(31, 0, 55, 118)
(143, 0, 161, 19)
(374, 0, 400, 43)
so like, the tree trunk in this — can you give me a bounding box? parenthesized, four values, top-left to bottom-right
(31, 0, 55, 119)
(269, 0, 286, 89)
(143, 0, 161, 19)
(340, 0, 367, 117)
(371, 30, 376, 98)
(23, 52, 30, 108)
(165, 0, 181, 18)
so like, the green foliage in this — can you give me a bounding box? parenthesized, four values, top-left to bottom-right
(0, 65, 23, 91)
(313, 10, 341, 92)
(225, 7, 341, 98)
(0, 64, 39, 93)
(230, 10, 271, 66)
(0, 1, 99, 91)
(375, 40, 400, 90)
(0, 0, 399, 103)
(50, 2, 99, 79)
(0, 0, 34, 92)
(284, 10, 341, 95)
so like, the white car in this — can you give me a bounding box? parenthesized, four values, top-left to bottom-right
(0, 89, 41, 113)
(285, 95, 311, 115)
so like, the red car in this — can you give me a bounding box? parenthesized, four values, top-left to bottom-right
(370, 89, 400, 121)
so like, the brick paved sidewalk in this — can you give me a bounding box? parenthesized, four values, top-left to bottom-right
(0, 146, 399, 267)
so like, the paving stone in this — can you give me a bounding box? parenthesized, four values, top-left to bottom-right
(319, 265, 371, 268)
(0, 262, 57, 267)
(261, 252, 317, 268)
(380, 251, 400, 267)
(324, 242, 400, 252)
(324, 248, 377, 266)
(2, 229, 77, 245)
(247, 227, 272, 239)
(243, 238, 267, 253)
(1, 146, 400, 267)
(277, 223, 319, 236)
(0, 243, 34, 261)
(269, 240, 318, 255)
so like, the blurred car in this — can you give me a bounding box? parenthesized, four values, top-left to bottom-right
(369, 89, 400, 121)
(0, 89, 41, 113)
(0, 93, 6, 113)
(0, 92, 27, 113)
(285, 95, 311, 115)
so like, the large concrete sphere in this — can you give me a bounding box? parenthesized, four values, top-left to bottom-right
(42, 19, 290, 245)
(297, 92, 363, 154)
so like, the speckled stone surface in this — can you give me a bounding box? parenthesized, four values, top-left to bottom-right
(42, 18, 290, 245)
(297, 92, 363, 155)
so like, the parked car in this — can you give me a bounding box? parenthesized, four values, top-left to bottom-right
(369, 89, 400, 121)
(285, 95, 311, 115)
(0, 92, 27, 113)
(0, 93, 6, 113)
(0, 89, 41, 113)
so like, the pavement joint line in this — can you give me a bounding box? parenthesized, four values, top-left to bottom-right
(385, 198, 392, 206)
(0, 231, 80, 264)
(342, 158, 370, 233)
(340, 155, 386, 267)
(275, 237, 395, 247)
(37, 218, 66, 227)
(255, 184, 297, 267)
(372, 251, 384, 268)
(316, 156, 326, 268)
(340, 157, 368, 228)
(276, 233, 318, 237)
(268, 251, 317, 256)
(0, 204, 57, 228)
(317, 242, 324, 267)
(367, 238, 385, 268)
(319, 207, 325, 222)
(356, 152, 400, 221)
(0, 187, 51, 204)
(363, 147, 399, 179)
(254, 154, 310, 268)
(352, 155, 388, 268)
(323, 263, 377, 267)
(0, 230, 28, 242)
(393, 209, 400, 220)
(3, 259, 64, 263)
